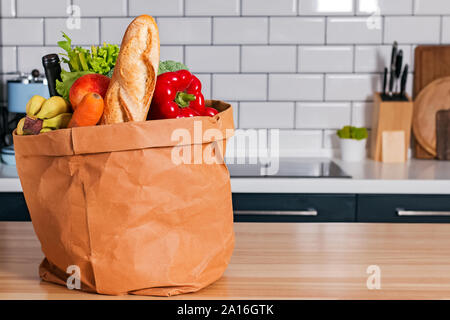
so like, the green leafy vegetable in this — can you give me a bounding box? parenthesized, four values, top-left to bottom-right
(158, 60, 189, 75)
(56, 32, 119, 98)
(58, 32, 119, 75)
(56, 70, 94, 101)
(337, 125, 368, 140)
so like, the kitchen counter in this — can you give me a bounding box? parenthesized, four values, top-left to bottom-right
(2, 221, 450, 299)
(2, 158, 450, 194)
(0, 164, 22, 192)
(231, 158, 450, 194)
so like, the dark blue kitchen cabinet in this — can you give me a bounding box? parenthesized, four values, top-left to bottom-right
(357, 194, 450, 223)
(232, 193, 356, 222)
(2, 192, 450, 223)
(232, 193, 450, 223)
(0, 193, 30, 221)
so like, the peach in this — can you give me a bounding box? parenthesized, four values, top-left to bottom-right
(69, 74, 110, 110)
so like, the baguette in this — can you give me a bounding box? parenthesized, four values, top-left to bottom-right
(101, 15, 160, 124)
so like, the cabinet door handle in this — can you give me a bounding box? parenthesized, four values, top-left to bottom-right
(396, 209, 450, 216)
(234, 209, 318, 216)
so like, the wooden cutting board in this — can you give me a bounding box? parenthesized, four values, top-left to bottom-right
(413, 77, 450, 157)
(436, 109, 450, 160)
(413, 46, 450, 159)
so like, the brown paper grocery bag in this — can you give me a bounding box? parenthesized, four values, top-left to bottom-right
(13, 101, 235, 296)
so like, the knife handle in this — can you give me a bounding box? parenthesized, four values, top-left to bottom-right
(395, 50, 403, 79)
(400, 64, 409, 98)
(382, 67, 388, 96)
(389, 69, 395, 95)
(390, 42, 398, 70)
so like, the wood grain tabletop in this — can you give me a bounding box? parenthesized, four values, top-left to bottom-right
(1, 222, 450, 300)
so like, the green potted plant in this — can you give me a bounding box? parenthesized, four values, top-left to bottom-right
(337, 125, 368, 162)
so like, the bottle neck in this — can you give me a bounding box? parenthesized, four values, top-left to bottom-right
(42, 54, 62, 97)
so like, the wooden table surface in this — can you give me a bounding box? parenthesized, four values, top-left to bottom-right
(1, 222, 450, 300)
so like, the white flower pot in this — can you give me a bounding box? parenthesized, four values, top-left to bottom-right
(339, 138, 367, 162)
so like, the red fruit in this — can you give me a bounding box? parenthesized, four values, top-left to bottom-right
(204, 107, 218, 117)
(69, 74, 110, 110)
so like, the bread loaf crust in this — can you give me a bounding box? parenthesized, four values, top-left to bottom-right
(101, 15, 160, 124)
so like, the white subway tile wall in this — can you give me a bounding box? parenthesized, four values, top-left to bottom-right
(327, 18, 382, 44)
(45, 18, 99, 45)
(357, 0, 413, 15)
(73, 0, 127, 17)
(240, 102, 294, 129)
(1, 18, 44, 45)
(129, 0, 183, 16)
(0, 0, 448, 155)
(270, 17, 325, 44)
(325, 74, 381, 101)
(100, 17, 133, 44)
(352, 102, 373, 128)
(296, 103, 351, 129)
(242, 0, 297, 16)
(354, 45, 412, 72)
(213, 74, 267, 101)
(241, 46, 296, 72)
(17, 46, 62, 74)
(0, 47, 16, 73)
(268, 74, 323, 100)
(214, 17, 267, 44)
(443, 17, 450, 43)
(194, 74, 211, 99)
(185, 46, 240, 73)
(299, 0, 354, 15)
(158, 17, 211, 44)
(384, 17, 441, 44)
(185, 0, 240, 16)
(323, 129, 340, 149)
(17, 0, 70, 17)
(298, 46, 353, 73)
(414, 0, 450, 15)
(1, 0, 16, 17)
(160, 46, 184, 64)
(273, 130, 323, 157)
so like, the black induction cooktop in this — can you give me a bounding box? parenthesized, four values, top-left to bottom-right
(226, 158, 351, 178)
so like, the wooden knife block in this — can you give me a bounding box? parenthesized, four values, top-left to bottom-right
(370, 93, 414, 162)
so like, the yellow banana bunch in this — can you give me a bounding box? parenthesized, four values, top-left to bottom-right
(42, 113, 72, 130)
(36, 96, 70, 119)
(25, 95, 46, 116)
(16, 118, 26, 135)
(16, 96, 72, 135)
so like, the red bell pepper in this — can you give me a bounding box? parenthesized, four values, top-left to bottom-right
(148, 69, 218, 119)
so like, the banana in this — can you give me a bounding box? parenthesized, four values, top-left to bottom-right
(16, 113, 72, 136)
(25, 95, 46, 116)
(42, 113, 72, 130)
(16, 117, 26, 135)
(35, 96, 70, 119)
(40, 128, 53, 133)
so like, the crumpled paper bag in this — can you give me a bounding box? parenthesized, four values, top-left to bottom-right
(13, 100, 235, 296)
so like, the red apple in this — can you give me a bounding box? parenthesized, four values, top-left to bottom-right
(69, 74, 110, 110)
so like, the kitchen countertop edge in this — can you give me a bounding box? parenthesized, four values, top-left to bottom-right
(2, 158, 450, 194)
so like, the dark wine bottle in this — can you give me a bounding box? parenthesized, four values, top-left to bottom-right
(42, 54, 62, 97)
